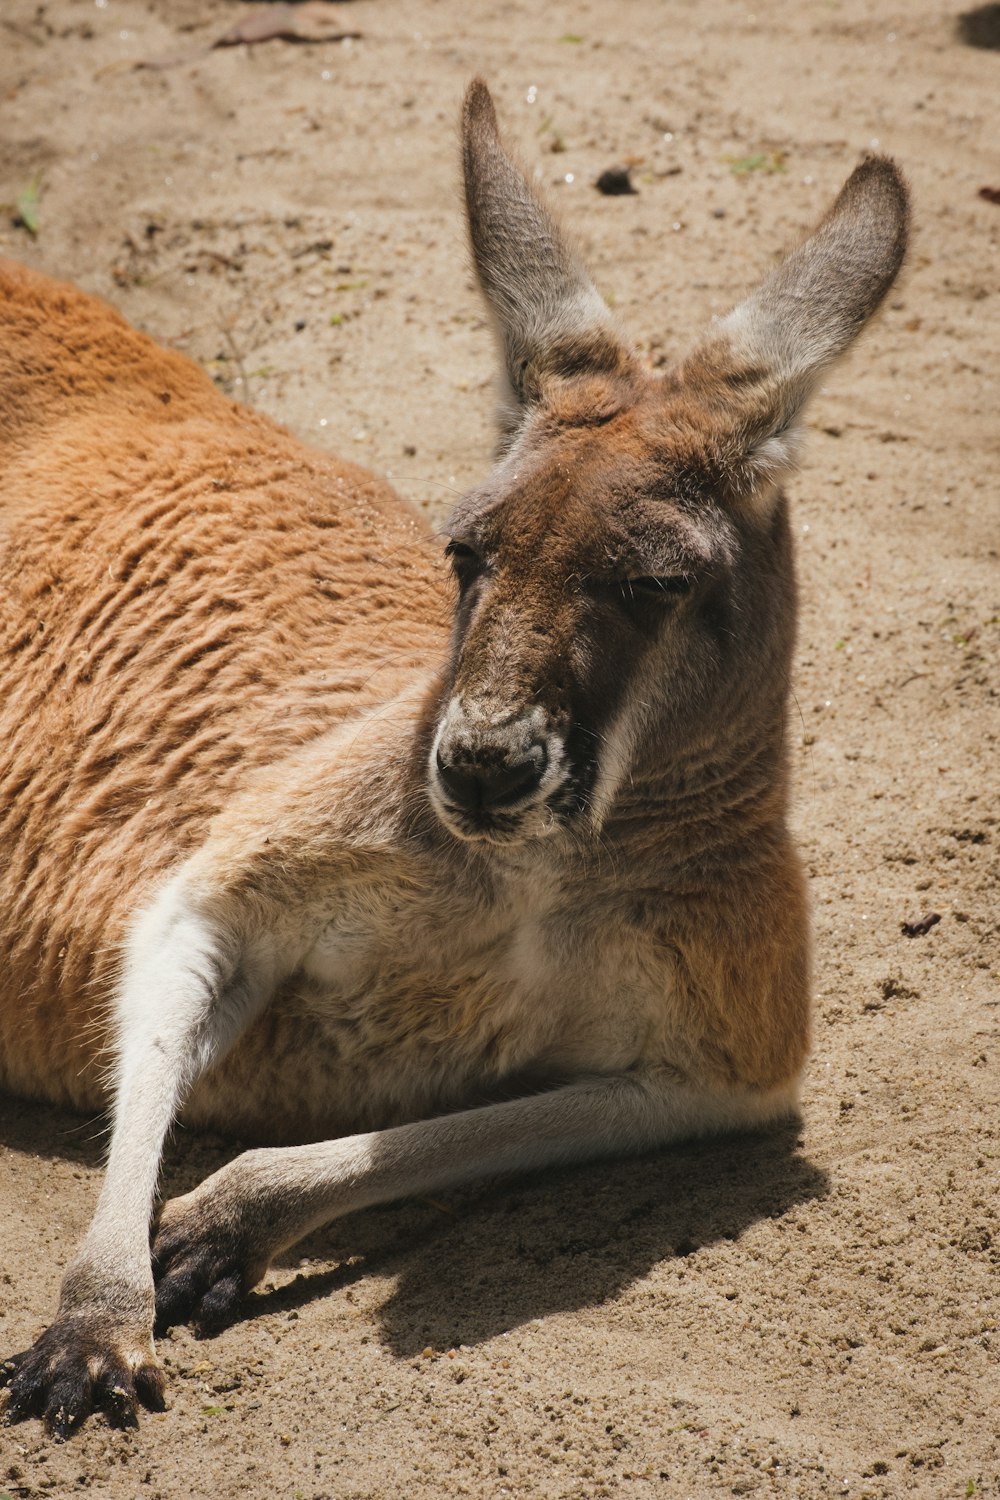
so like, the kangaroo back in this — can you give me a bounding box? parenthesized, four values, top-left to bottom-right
(0, 262, 447, 1108)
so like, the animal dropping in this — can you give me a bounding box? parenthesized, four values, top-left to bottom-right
(0, 80, 908, 1436)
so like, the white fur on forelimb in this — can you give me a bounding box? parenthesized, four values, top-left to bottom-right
(64, 882, 271, 1314)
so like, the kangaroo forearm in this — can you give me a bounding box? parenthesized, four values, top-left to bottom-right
(247, 1076, 653, 1236)
(182, 1071, 783, 1263)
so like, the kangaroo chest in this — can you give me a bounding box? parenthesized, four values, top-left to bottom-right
(294, 863, 663, 1086)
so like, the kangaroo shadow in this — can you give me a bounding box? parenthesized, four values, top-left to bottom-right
(0, 1091, 107, 1162)
(0, 1093, 827, 1359)
(250, 1122, 828, 1357)
(0, 1090, 245, 1182)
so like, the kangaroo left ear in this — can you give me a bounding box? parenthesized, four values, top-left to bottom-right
(462, 79, 635, 439)
(681, 155, 910, 500)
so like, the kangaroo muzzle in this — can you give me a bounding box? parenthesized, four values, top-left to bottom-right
(429, 698, 567, 842)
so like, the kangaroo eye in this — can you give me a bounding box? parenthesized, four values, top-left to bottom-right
(444, 539, 483, 584)
(622, 575, 693, 600)
(445, 540, 478, 561)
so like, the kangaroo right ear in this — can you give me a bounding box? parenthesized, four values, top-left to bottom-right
(462, 79, 633, 437)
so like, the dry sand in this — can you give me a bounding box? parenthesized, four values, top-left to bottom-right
(0, 0, 998, 1495)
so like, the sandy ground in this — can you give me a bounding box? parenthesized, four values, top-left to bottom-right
(1, 0, 998, 1495)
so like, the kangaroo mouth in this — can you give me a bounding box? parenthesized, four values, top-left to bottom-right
(428, 779, 562, 845)
(435, 804, 545, 845)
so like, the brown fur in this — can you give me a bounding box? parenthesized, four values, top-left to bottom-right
(0, 258, 447, 1110)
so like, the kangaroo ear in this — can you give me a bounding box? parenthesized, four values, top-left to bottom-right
(462, 79, 633, 436)
(682, 155, 910, 497)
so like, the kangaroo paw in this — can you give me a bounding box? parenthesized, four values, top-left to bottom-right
(1, 1315, 165, 1439)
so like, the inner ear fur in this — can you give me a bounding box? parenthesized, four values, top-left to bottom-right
(680, 154, 910, 498)
(462, 78, 635, 432)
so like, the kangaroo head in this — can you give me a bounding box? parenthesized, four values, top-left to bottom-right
(429, 79, 909, 847)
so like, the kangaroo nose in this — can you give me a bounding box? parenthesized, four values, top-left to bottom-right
(435, 743, 547, 811)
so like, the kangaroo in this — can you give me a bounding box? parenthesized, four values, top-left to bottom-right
(0, 80, 908, 1437)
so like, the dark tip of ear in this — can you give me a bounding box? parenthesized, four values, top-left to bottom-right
(813, 152, 911, 307)
(852, 153, 909, 205)
(837, 154, 911, 249)
(463, 78, 497, 133)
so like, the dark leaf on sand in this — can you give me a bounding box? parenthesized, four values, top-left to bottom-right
(957, 4, 1000, 50)
(901, 911, 941, 938)
(595, 165, 637, 196)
